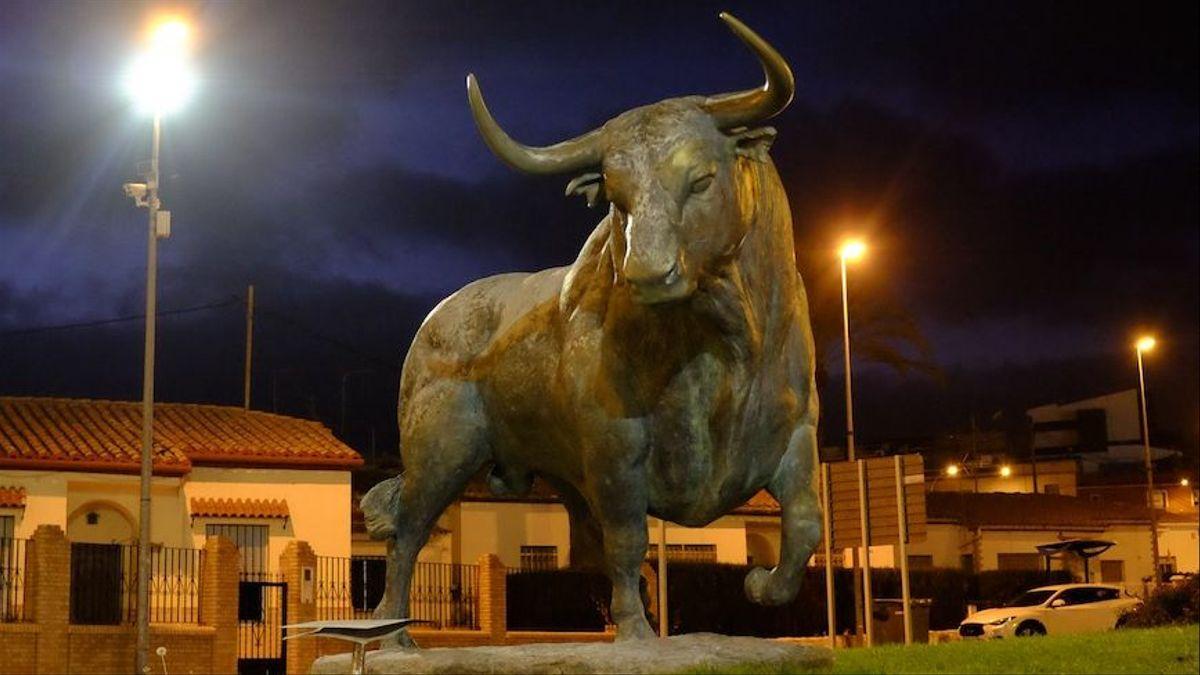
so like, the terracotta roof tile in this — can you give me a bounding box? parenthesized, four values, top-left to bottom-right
(0, 397, 362, 474)
(926, 491, 1164, 528)
(191, 497, 290, 519)
(0, 485, 26, 508)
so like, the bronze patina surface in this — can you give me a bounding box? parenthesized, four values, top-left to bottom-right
(362, 12, 820, 644)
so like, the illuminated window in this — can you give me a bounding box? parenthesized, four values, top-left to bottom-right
(206, 524, 269, 578)
(646, 544, 717, 564)
(519, 545, 558, 571)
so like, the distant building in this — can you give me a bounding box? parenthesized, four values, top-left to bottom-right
(1027, 389, 1180, 468)
(0, 397, 362, 567)
(349, 457, 1198, 597)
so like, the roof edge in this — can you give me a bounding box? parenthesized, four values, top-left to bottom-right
(0, 456, 190, 477)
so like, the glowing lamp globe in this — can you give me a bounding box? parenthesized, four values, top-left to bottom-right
(840, 240, 866, 262)
(123, 20, 196, 116)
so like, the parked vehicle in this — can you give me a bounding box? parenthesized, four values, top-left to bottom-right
(958, 584, 1142, 638)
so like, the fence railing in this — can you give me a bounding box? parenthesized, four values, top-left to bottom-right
(1, 538, 27, 622)
(315, 556, 479, 629)
(69, 542, 204, 625)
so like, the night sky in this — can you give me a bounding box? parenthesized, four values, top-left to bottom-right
(1, 2, 1196, 462)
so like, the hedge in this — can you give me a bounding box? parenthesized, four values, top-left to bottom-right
(506, 564, 1075, 634)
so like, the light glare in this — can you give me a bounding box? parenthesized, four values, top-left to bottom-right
(999, 465, 1012, 478)
(840, 240, 866, 262)
(124, 19, 196, 116)
(1136, 336, 1156, 352)
(1182, 478, 1190, 487)
(945, 464, 959, 477)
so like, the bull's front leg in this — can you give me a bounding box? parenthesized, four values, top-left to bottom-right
(745, 421, 822, 605)
(584, 454, 655, 639)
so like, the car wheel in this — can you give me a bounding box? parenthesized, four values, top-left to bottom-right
(1115, 615, 1130, 629)
(1015, 621, 1046, 637)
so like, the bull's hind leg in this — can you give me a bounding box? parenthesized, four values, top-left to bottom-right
(372, 380, 490, 647)
(745, 422, 823, 605)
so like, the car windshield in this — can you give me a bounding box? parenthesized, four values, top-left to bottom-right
(1006, 590, 1057, 607)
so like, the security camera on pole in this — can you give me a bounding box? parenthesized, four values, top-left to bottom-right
(121, 18, 196, 674)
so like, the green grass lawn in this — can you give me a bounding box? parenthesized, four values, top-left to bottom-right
(691, 625, 1199, 674)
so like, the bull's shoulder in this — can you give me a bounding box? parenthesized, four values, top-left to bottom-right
(415, 269, 568, 361)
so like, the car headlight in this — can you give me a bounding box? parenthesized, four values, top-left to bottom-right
(988, 616, 1017, 626)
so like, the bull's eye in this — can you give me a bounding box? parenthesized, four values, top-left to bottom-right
(690, 174, 715, 194)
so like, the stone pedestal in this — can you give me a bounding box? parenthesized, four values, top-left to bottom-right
(310, 633, 832, 674)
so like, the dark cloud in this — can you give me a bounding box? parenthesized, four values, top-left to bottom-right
(0, 1, 1195, 454)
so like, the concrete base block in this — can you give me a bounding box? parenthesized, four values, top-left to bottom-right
(311, 633, 832, 674)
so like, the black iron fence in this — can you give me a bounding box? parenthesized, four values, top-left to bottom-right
(1, 538, 27, 622)
(69, 542, 204, 625)
(315, 556, 479, 629)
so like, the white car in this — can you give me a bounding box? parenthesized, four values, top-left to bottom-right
(958, 584, 1142, 638)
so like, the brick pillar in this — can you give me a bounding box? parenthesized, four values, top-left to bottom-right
(477, 554, 506, 643)
(202, 536, 240, 675)
(28, 524, 70, 674)
(281, 541, 318, 675)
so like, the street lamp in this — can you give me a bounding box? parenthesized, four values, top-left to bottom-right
(944, 464, 960, 477)
(838, 238, 867, 639)
(122, 18, 195, 674)
(1134, 335, 1161, 588)
(999, 465, 1012, 478)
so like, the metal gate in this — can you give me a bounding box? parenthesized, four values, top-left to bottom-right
(237, 578, 287, 675)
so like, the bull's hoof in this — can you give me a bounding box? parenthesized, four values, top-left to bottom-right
(744, 566, 794, 606)
(615, 616, 655, 641)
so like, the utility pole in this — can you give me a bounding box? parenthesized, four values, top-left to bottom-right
(1135, 338, 1161, 588)
(243, 284, 254, 410)
(134, 112, 162, 675)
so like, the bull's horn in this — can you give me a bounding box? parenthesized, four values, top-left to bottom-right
(703, 12, 795, 127)
(466, 73, 605, 174)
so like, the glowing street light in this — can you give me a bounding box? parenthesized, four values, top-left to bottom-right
(840, 239, 867, 262)
(999, 465, 1013, 478)
(123, 20, 197, 116)
(1182, 478, 1190, 487)
(121, 18, 196, 675)
(945, 464, 960, 477)
(1134, 335, 1161, 588)
(838, 237, 869, 639)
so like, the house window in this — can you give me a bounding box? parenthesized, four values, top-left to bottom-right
(1147, 489, 1167, 510)
(1043, 484, 1060, 495)
(907, 555, 934, 570)
(1100, 560, 1125, 583)
(647, 544, 718, 564)
(349, 556, 388, 612)
(997, 553, 1042, 571)
(1158, 556, 1177, 581)
(810, 552, 845, 568)
(206, 524, 269, 578)
(519, 546, 558, 571)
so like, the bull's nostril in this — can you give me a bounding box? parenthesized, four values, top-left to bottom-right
(662, 262, 680, 285)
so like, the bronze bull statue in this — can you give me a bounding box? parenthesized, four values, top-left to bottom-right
(363, 12, 820, 644)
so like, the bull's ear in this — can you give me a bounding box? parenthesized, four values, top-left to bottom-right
(565, 172, 604, 208)
(731, 126, 777, 162)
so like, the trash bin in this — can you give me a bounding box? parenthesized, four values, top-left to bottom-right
(871, 598, 932, 644)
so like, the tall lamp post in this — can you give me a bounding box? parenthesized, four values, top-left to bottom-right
(122, 20, 196, 674)
(1135, 335, 1161, 588)
(838, 239, 866, 638)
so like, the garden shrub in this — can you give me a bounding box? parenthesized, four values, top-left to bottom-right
(1121, 575, 1199, 628)
(504, 564, 1079, 636)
